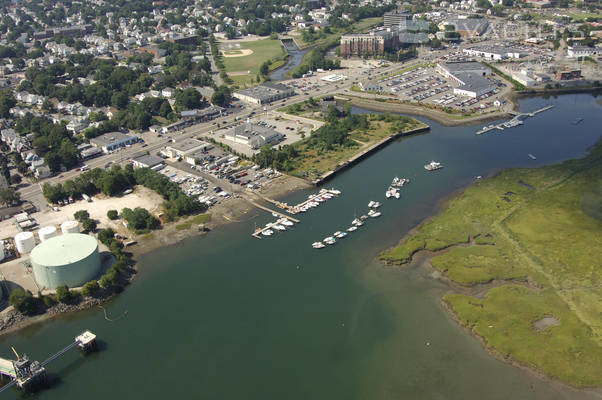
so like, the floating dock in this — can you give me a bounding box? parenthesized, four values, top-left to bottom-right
(0, 331, 97, 393)
(475, 105, 554, 135)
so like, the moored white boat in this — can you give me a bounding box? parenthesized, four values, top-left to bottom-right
(424, 161, 443, 171)
(261, 229, 274, 236)
(367, 209, 381, 218)
(312, 242, 326, 249)
(347, 226, 357, 232)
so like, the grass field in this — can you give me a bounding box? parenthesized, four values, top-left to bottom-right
(380, 142, 602, 387)
(287, 114, 426, 179)
(221, 39, 287, 75)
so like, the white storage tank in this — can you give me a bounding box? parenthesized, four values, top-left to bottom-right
(15, 231, 36, 254)
(61, 220, 80, 234)
(38, 226, 58, 242)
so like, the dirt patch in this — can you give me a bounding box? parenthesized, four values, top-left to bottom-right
(533, 316, 560, 331)
(220, 49, 253, 58)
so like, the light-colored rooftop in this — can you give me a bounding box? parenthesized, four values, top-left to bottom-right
(30, 233, 98, 267)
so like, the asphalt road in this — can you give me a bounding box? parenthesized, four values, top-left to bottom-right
(18, 63, 402, 209)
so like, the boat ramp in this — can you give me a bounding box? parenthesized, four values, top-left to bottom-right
(475, 105, 554, 135)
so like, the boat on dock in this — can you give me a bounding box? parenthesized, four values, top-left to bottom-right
(424, 161, 443, 171)
(475, 125, 496, 135)
(347, 226, 358, 232)
(528, 153, 537, 160)
(272, 224, 286, 231)
(261, 229, 274, 236)
(312, 242, 326, 249)
(352, 218, 364, 226)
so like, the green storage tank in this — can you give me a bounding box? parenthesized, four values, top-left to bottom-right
(30, 233, 101, 289)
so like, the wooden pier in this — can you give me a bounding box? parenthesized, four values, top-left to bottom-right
(290, 189, 341, 214)
(246, 199, 300, 239)
(475, 105, 554, 135)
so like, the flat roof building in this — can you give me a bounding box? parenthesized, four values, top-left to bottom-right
(384, 10, 412, 29)
(463, 46, 526, 60)
(224, 123, 284, 150)
(131, 154, 165, 169)
(165, 138, 214, 158)
(436, 62, 495, 98)
(233, 83, 294, 105)
(89, 132, 138, 153)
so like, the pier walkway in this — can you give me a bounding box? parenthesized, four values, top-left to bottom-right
(476, 105, 554, 135)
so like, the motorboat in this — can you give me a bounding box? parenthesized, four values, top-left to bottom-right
(424, 161, 443, 171)
(329, 189, 341, 195)
(347, 226, 358, 232)
(261, 229, 274, 236)
(368, 210, 381, 218)
(280, 219, 294, 226)
(370, 201, 381, 208)
(323, 236, 336, 245)
(272, 224, 286, 231)
(312, 242, 326, 249)
(334, 231, 347, 239)
(360, 215, 369, 220)
(352, 218, 363, 226)
(368, 200, 376, 208)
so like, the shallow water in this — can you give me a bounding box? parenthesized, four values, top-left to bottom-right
(1, 94, 600, 399)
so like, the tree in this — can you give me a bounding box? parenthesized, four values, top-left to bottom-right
(9, 288, 37, 315)
(99, 274, 113, 289)
(82, 218, 97, 233)
(74, 210, 90, 222)
(107, 209, 119, 220)
(55, 285, 72, 303)
(260, 61, 270, 76)
(0, 188, 20, 207)
(175, 88, 202, 111)
(82, 280, 100, 297)
(211, 85, 232, 107)
(0, 90, 16, 118)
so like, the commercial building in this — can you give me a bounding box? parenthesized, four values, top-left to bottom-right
(436, 62, 495, 98)
(566, 46, 600, 58)
(512, 72, 537, 87)
(131, 154, 165, 170)
(463, 46, 526, 60)
(383, 10, 412, 29)
(224, 123, 284, 150)
(447, 18, 489, 38)
(30, 233, 101, 290)
(233, 83, 294, 105)
(90, 132, 138, 153)
(164, 138, 214, 158)
(340, 30, 399, 57)
(557, 70, 581, 80)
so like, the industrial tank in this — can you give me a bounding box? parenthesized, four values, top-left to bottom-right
(61, 220, 80, 234)
(30, 233, 101, 289)
(14, 231, 35, 254)
(38, 226, 58, 242)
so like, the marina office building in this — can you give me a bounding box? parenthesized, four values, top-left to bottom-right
(436, 61, 495, 98)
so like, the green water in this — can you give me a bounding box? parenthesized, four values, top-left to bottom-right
(1, 94, 601, 399)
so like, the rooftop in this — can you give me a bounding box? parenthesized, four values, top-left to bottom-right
(30, 233, 98, 267)
(90, 132, 137, 147)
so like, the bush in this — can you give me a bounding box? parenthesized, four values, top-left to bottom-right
(99, 275, 113, 289)
(74, 210, 90, 222)
(9, 288, 37, 315)
(82, 218, 97, 233)
(55, 285, 72, 303)
(107, 209, 119, 220)
(82, 280, 100, 297)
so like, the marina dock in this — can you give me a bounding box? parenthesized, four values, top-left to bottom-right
(0, 331, 97, 393)
(475, 105, 554, 135)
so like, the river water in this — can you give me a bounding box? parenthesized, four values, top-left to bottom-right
(269, 41, 309, 81)
(1, 94, 601, 399)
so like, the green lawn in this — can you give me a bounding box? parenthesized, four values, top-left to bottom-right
(380, 142, 602, 387)
(221, 39, 287, 75)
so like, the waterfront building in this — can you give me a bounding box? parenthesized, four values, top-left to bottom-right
(436, 62, 495, 98)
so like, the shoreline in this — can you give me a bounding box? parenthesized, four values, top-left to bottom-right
(346, 97, 514, 127)
(0, 174, 312, 337)
(377, 156, 602, 392)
